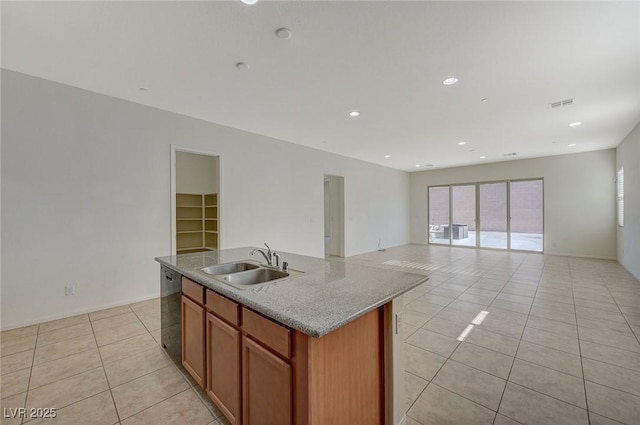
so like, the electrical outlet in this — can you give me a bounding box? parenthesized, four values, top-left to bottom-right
(65, 285, 75, 296)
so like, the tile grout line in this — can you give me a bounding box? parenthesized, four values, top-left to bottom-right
(403, 260, 487, 424)
(404, 271, 462, 422)
(592, 269, 640, 347)
(571, 267, 640, 420)
(20, 324, 39, 425)
(414, 255, 529, 425)
(88, 314, 123, 425)
(22, 318, 117, 423)
(94, 303, 212, 423)
(491, 257, 540, 425)
(569, 263, 592, 425)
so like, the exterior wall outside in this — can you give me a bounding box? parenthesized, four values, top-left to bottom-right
(428, 181, 543, 233)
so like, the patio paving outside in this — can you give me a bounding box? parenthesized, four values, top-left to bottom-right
(430, 230, 543, 251)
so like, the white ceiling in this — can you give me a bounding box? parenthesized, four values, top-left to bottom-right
(2, 1, 639, 171)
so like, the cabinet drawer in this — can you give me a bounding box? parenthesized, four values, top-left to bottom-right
(242, 307, 291, 359)
(182, 277, 204, 305)
(206, 289, 240, 326)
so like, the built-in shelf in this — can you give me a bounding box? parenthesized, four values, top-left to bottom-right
(176, 192, 218, 253)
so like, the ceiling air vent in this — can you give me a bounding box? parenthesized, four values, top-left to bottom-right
(503, 152, 517, 157)
(549, 98, 575, 109)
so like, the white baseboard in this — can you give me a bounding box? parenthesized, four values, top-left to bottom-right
(1, 293, 160, 331)
(543, 251, 617, 261)
(618, 260, 640, 281)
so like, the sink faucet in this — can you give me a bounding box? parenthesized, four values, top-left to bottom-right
(251, 243, 274, 266)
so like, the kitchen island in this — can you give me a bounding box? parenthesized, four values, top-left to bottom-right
(156, 247, 427, 425)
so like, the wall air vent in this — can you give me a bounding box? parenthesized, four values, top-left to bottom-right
(503, 152, 517, 157)
(549, 98, 575, 109)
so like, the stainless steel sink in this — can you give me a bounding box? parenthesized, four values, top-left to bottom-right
(198, 260, 301, 289)
(201, 262, 259, 276)
(218, 268, 290, 286)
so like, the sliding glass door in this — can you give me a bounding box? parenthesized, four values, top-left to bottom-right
(451, 185, 476, 247)
(428, 187, 449, 244)
(510, 180, 543, 251)
(479, 182, 508, 249)
(428, 179, 543, 252)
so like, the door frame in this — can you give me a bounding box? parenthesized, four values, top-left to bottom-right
(427, 178, 544, 253)
(170, 145, 223, 255)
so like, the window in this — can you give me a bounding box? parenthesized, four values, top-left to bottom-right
(618, 167, 624, 227)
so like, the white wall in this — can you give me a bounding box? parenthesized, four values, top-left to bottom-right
(176, 151, 218, 194)
(1, 70, 410, 329)
(410, 150, 618, 259)
(616, 123, 640, 280)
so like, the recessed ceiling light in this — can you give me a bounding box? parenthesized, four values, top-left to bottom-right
(442, 77, 459, 86)
(415, 164, 421, 168)
(568, 143, 577, 147)
(481, 98, 489, 103)
(384, 154, 391, 158)
(275, 28, 292, 39)
(480, 156, 487, 159)
(240, 0, 258, 4)
(349, 111, 360, 117)
(569, 122, 582, 127)
(235, 62, 250, 71)
(458, 141, 467, 145)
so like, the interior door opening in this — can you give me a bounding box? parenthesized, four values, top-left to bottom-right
(324, 175, 345, 258)
(171, 148, 221, 255)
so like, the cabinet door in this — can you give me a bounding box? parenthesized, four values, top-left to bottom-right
(206, 313, 241, 425)
(242, 336, 292, 425)
(182, 295, 205, 387)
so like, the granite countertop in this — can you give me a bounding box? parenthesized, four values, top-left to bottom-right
(155, 247, 427, 337)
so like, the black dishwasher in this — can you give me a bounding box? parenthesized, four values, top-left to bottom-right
(160, 265, 182, 364)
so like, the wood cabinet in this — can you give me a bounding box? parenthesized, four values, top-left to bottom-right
(295, 307, 384, 425)
(181, 279, 384, 425)
(242, 335, 292, 425)
(181, 294, 205, 387)
(176, 192, 218, 254)
(206, 288, 242, 424)
(207, 313, 241, 425)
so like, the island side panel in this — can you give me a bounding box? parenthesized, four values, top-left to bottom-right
(303, 307, 384, 425)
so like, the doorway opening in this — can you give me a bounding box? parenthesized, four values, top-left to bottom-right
(171, 147, 221, 255)
(324, 175, 345, 258)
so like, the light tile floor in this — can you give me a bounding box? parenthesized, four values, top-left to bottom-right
(344, 244, 640, 425)
(1, 244, 639, 425)
(0, 299, 228, 425)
